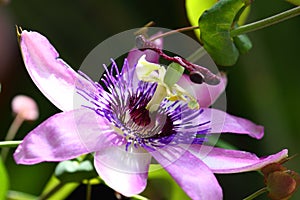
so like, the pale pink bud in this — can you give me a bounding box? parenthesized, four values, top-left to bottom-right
(11, 95, 39, 120)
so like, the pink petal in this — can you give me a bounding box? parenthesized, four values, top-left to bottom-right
(177, 73, 227, 108)
(14, 109, 112, 164)
(19, 30, 94, 111)
(127, 49, 160, 69)
(94, 145, 151, 196)
(150, 146, 223, 200)
(189, 145, 288, 173)
(200, 108, 264, 139)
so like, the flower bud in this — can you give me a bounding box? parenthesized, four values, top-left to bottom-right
(11, 95, 39, 120)
(261, 163, 300, 200)
(267, 171, 298, 200)
(261, 163, 286, 177)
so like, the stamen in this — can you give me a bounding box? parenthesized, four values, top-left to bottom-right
(76, 60, 210, 150)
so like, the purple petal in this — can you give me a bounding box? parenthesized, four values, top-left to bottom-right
(14, 109, 112, 164)
(177, 73, 227, 108)
(20, 30, 94, 111)
(150, 146, 223, 200)
(127, 49, 159, 69)
(189, 145, 288, 173)
(200, 108, 264, 139)
(94, 145, 151, 197)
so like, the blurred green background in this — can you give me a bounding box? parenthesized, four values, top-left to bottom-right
(0, 0, 299, 199)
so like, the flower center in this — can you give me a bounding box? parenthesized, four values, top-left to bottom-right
(77, 60, 210, 150)
(129, 95, 151, 127)
(152, 114, 173, 138)
(127, 93, 174, 139)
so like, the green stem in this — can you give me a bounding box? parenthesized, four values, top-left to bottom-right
(38, 182, 65, 200)
(0, 140, 22, 148)
(5, 114, 24, 141)
(1, 114, 24, 161)
(149, 26, 198, 41)
(86, 181, 92, 200)
(131, 194, 150, 200)
(231, 6, 300, 37)
(243, 187, 268, 200)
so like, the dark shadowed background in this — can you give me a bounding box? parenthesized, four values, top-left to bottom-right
(0, 0, 299, 199)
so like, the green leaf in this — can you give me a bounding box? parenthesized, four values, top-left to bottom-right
(7, 190, 37, 200)
(55, 160, 98, 183)
(185, 0, 216, 39)
(233, 34, 252, 54)
(185, 0, 250, 39)
(205, 135, 238, 150)
(142, 164, 190, 200)
(41, 176, 79, 200)
(0, 157, 9, 200)
(198, 0, 251, 66)
(286, 0, 300, 5)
